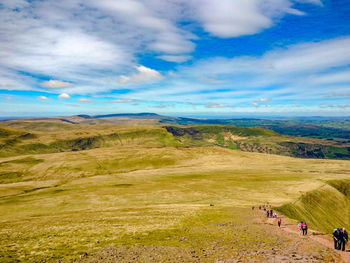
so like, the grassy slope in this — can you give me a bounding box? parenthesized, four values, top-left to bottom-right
(165, 125, 350, 159)
(277, 180, 350, 234)
(0, 122, 350, 261)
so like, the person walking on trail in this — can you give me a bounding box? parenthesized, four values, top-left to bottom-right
(301, 222, 308, 236)
(340, 228, 348, 251)
(333, 228, 341, 250)
(278, 218, 281, 228)
(266, 210, 269, 218)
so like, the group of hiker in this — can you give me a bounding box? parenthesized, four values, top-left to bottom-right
(254, 204, 349, 253)
(252, 204, 349, 254)
(266, 209, 277, 218)
(333, 228, 349, 251)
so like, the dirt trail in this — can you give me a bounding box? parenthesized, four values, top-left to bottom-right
(263, 211, 350, 263)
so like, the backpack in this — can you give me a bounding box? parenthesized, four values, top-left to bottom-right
(302, 224, 307, 230)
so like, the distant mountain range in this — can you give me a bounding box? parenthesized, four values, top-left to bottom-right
(2, 112, 350, 145)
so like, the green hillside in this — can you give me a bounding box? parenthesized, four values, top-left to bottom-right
(277, 180, 350, 234)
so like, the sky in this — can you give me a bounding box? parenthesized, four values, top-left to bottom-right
(1, 0, 350, 118)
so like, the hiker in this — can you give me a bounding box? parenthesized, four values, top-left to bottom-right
(340, 228, 348, 251)
(301, 222, 308, 236)
(270, 209, 273, 217)
(298, 221, 303, 231)
(273, 212, 277, 218)
(266, 210, 269, 218)
(252, 206, 255, 210)
(333, 228, 341, 250)
(278, 218, 281, 228)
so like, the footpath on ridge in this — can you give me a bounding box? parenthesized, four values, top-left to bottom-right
(263, 209, 350, 263)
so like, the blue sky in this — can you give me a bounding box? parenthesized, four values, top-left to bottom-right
(1, 0, 350, 117)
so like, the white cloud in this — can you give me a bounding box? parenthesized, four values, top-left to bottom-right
(0, 68, 36, 91)
(327, 93, 350, 98)
(58, 93, 71, 99)
(295, 0, 323, 6)
(107, 98, 133, 103)
(265, 37, 350, 74)
(157, 55, 192, 63)
(87, 0, 195, 55)
(205, 102, 234, 108)
(259, 98, 272, 102)
(0, 0, 325, 98)
(205, 102, 225, 108)
(198, 76, 224, 85)
(119, 66, 164, 84)
(195, 0, 272, 38)
(40, 80, 73, 88)
(185, 0, 320, 38)
(152, 103, 175, 108)
(38, 96, 50, 101)
(184, 37, 350, 78)
(78, 98, 93, 103)
(66, 103, 79, 107)
(308, 70, 350, 85)
(251, 101, 260, 107)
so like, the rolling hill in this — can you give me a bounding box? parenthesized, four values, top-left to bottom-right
(1, 116, 350, 262)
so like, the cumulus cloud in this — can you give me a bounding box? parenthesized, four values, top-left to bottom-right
(194, 0, 272, 38)
(119, 66, 164, 84)
(58, 93, 71, 99)
(40, 80, 73, 88)
(38, 96, 50, 100)
(185, 0, 318, 38)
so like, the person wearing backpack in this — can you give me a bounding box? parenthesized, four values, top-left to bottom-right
(340, 228, 348, 251)
(302, 222, 308, 236)
(278, 218, 281, 228)
(298, 222, 302, 231)
(333, 228, 341, 250)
